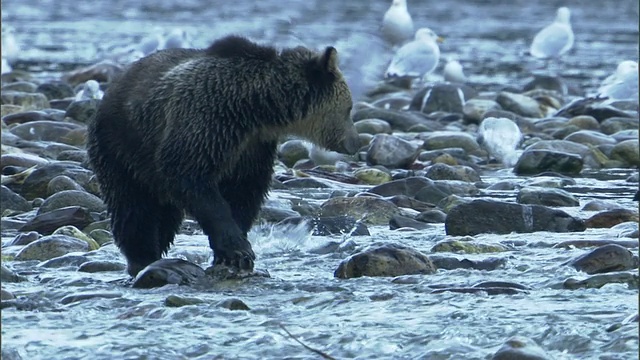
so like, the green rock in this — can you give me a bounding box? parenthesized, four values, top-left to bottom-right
(431, 240, 508, 254)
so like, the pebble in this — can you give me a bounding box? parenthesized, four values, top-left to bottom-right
(334, 243, 436, 278)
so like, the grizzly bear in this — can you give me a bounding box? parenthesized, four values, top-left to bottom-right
(87, 35, 360, 277)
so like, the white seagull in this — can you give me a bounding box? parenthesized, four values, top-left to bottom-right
(443, 58, 467, 83)
(477, 117, 523, 167)
(386, 28, 443, 80)
(381, 0, 414, 47)
(75, 80, 104, 101)
(597, 60, 639, 102)
(530, 7, 574, 60)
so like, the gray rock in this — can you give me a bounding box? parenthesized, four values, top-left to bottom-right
(258, 206, 300, 223)
(19, 206, 94, 235)
(5, 231, 39, 246)
(1, 91, 50, 110)
(414, 180, 478, 205)
(600, 117, 639, 135)
(563, 271, 638, 290)
(320, 196, 400, 226)
(60, 291, 122, 305)
(1, 153, 50, 168)
(428, 255, 507, 271)
(389, 214, 431, 230)
(38, 190, 106, 215)
(132, 258, 206, 288)
(462, 99, 502, 124)
(516, 187, 579, 207)
(1, 185, 32, 213)
(78, 260, 126, 273)
(585, 208, 639, 228)
(567, 115, 600, 130)
(410, 83, 470, 114)
(610, 129, 639, 143)
(421, 131, 483, 155)
(38, 254, 90, 268)
(581, 200, 624, 211)
(15, 234, 90, 261)
(496, 92, 542, 118)
(282, 177, 332, 189)
(56, 150, 88, 163)
(425, 163, 481, 182)
(2, 81, 38, 93)
(415, 209, 447, 223)
(278, 140, 310, 168)
(354, 119, 392, 135)
(368, 176, 434, 197)
(366, 134, 420, 169)
(35, 81, 75, 100)
(216, 298, 250, 311)
(89, 229, 114, 245)
(564, 130, 617, 147)
(445, 199, 586, 236)
(1, 265, 25, 282)
(568, 244, 637, 274)
(352, 105, 443, 132)
(610, 139, 640, 167)
(47, 175, 85, 195)
(21, 163, 93, 200)
(334, 243, 436, 278)
(9, 120, 83, 142)
(514, 150, 583, 175)
(164, 295, 205, 307)
(492, 336, 553, 360)
(65, 99, 100, 124)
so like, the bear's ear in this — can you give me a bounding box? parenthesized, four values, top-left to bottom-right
(317, 46, 339, 74)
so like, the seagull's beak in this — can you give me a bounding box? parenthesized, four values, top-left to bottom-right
(436, 36, 445, 43)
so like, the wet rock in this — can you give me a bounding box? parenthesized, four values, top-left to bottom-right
(600, 117, 639, 135)
(609, 139, 640, 167)
(585, 208, 639, 228)
(492, 336, 553, 360)
(352, 105, 441, 132)
(35, 81, 75, 100)
(366, 134, 420, 169)
(567, 115, 600, 130)
(553, 239, 639, 249)
(19, 206, 95, 235)
(445, 199, 586, 236)
(38, 190, 106, 215)
(354, 119, 392, 135)
(564, 130, 617, 147)
(9, 121, 82, 143)
(416, 181, 478, 205)
(1, 288, 15, 301)
(462, 99, 502, 124)
(38, 254, 90, 268)
(554, 97, 633, 122)
(1, 185, 31, 213)
(320, 196, 400, 225)
(416, 209, 447, 223)
(421, 131, 483, 155)
(429, 255, 507, 271)
(568, 244, 636, 274)
(496, 91, 542, 118)
(47, 175, 86, 195)
(334, 243, 436, 279)
(368, 176, 433, 197)
(78, 260, 126, 273)
(606, 312, 639, 333)
(431, 240, 508, 254)
(514, 150, 583, 175)
(389, 214, 431, 230)
(282, 177, 332, 189)
(610, 129, 639, 143)
(1, 265, 25, 282)
(563, 271, 638, 290)
(88, 229, 114, 245)
(523, 73, 570, 95)
(259, 206, 301, 222)
(431, 286, 525, 295)
(21, 162, 93, 200)
(581, 200, 624, 211)
(472, 281, 530, 290)
(164, 295, 205, 307)
(1, 91, 50, 110)
(2, 110, 54, 125)
(425, 163, 480, 182)
(132, 258, 206, 288)
(387, 194, 434, 212)
(277, 140, 309, 168)
(64, 99, 100, 124)
(410, 83, 470, 114)
(516, 187, 579, 207)
(60, 291, 122, 305)
(354, 168, 392, 185)
(216, 298, 250, 311)
(1, 153, 50, 169)
(15, 234, 90, 261)
(5, 231, 39, 246)
(2, 81, 38, 93)
(52, 225, 100, 250)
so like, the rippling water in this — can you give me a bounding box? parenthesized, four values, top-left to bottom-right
(2, 0, 639, 359)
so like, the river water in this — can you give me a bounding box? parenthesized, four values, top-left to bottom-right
(1, 0, 639, 359)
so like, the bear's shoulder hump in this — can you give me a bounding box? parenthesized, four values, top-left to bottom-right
(205, 35, 277, 61)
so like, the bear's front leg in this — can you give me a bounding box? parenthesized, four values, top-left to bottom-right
(186, 187, 255, 271)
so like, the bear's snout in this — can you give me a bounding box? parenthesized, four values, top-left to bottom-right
(337, 127, 361, 155)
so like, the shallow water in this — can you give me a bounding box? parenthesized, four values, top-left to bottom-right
(2, 0, 639, 359)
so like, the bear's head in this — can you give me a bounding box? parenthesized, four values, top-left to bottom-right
(288, 46, 361, 155)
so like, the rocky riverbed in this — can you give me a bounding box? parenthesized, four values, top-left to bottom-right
(2, 0, 639, 359)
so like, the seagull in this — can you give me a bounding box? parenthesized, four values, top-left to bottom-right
(530, 7, 574, 60)
(75, 80, 104, 101)
(443, 58, 467, 83)
(381, 0, 414, 47)
(163, 28, 191, 49)
(1, 25, 20, 64)
(597, 60, 638, 102)
(386, 27, 443, 81)
(477, 117, 522, 167)
(1, 57, 11, 74)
